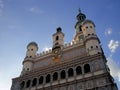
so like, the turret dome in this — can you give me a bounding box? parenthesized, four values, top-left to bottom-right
(81, 19, 95, 27)
(27, 41, 38, 50)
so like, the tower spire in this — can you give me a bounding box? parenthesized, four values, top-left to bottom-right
(78, 8, 81, 13)
(76, 8, 86, 23)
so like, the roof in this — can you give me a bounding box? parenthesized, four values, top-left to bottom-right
(27, 41, 38, 50)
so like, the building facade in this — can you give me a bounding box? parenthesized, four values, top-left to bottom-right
(11, 9, 118, 90)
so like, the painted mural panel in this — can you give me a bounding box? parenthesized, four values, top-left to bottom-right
(34, 57, 53, 69)
(63, 47, 86, 61)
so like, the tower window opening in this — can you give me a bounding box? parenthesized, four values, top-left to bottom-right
(84, 64, 91, 73)
(26, 80, 31, 88)
(27, 68, 29, 71)
(90, 26, 92, 28)
(61, 70, 66, 79)
(30, 56, 32, 58)
(31, 49, 33, 51)
(32, 78, 37, 87)
(79, 17, 82, 21)
(81, 16, 83, 20)
(46, 74, 50, 83)
(76, 66, 82, 75)
(79, 26, 82, 32)
(55, 42, 59, 45)
(20, 81, 25, 89)
(91, 46, 93, 49)
(56, 36, 59, 41)
(39, 76, 43, 84)
(53, 72, 58, 81)
(68, 68, 74, 77)
(96, 46, 98, 48)
(88, 34, 90, 36)
(86, 26, 88, 29)
(98, 52, 100, 54)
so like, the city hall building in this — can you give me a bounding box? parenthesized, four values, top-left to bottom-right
(11, 9, 118, 90)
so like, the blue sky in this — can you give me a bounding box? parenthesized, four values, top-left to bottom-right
(0, 0, 120, 90)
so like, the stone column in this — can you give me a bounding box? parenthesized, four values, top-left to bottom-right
(58, 71, 60, 84)
(50, 74, 53, 86)
(66, 69, 68, 82)
(36, 77, 39, 89)
(43, 75, 46, 86)
(73, 67, 76, 80)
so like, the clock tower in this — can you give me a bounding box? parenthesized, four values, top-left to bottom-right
(52, 27, 64, 63)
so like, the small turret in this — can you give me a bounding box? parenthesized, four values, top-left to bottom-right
(21, 41, 38, 75)
(52, 27, 64, 47)
(52, 27, 64, 63)
(74, 9, 102, 55)
(81, 20, 102, 55)
(26, 42, 38, 58)
(81, 20, 96, 37)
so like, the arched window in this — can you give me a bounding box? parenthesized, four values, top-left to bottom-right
(20, 81, 25, 89)
(56, 36, 59, 41)
(96, 46, 98, 48)
(55, 42, 59, 45)
(46, 74, 50, 83)
(90, 26, 92, 28)
(68, 68, 74, 77)
(98, 52, 100, 54)
(76, 66, 82, 75)
(91, 46, 93, 49)
(88, 34, 90, 36)
(84, 64, 91, 73)
(27, 68, 29, 71)
(26, 80, 31, 88)
(61, 70, 66, 79)
(79, 26, 82, 32)
(86, 26, 88, 29)
(39, 76, 43, 84)
(32, 78, 37, 87)
(53, 72, 58, 81)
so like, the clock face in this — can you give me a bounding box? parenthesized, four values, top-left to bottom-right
(54, 49, 60, 54)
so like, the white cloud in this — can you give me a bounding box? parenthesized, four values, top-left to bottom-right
(0, 0, 4, 16)
(107, 56, 120, 82)
(43, 46, 52, 51)
(108, 39, 119, 53)
(105, 28, 112, 35)
(29, 7, 44, 14)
